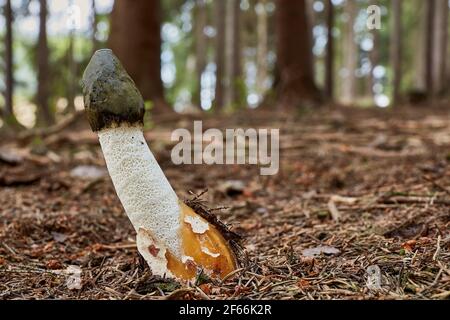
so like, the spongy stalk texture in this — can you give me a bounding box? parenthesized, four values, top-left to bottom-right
(98, 126, 182, 258)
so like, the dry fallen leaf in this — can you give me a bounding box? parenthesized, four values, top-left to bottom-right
(302, 245, 340, 258)
(70, 165, 107, 180)
(297, 279, 311, 288)
(0, 147, 24, 165)
(51, 232, 68, 243)
(402, 239, 417, 252)
(46, 259, 62, 270)
(65, 265, 83, 290)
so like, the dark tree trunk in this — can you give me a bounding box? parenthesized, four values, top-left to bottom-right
(109, 0, 169, 113)
(223, 0, 241, 110)
(274, 0, 321, 109)
(4, 0, 14, 119)
(255, 0, 268, 97)
(390, 0, 402, 106)
(214, 0, 226, 110)
(341, 0, 357, 105)
(232, 0, 242, 98)
(324, 0, 334, 101)
(37, 0, 53, 125)
(425, 0, 435, 98)
(432, 0, 448, 95)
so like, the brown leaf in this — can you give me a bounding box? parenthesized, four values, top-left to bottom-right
(402, 240, 417, 252)
(297, 279, 311, 288)
(0, 169, 43, 186)
(46, 259, 62, 270)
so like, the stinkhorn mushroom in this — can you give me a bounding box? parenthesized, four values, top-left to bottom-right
(82, 49, 238, 281)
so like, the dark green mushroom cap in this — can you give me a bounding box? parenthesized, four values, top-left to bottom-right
(82, 49, 145, 131)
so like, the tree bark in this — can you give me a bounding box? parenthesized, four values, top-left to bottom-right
(413, 0, 426, 91)
(4, 0, 14, 119)
(274, 0, 321, 109)
(223, 0, 241, 110)
(109, 0, 169, 113)
(37, 0, 54, 126)
(390, 0, 402, 106)
(341, 0, 357, 105)
(324, 0, 334, 100)
(306, 0, 316, 79)
(425, 0, 435, 98)
(256, 0, 268, 97)
(232, 0, 242, 100)
(432, 0, 448, 95)
(214, 0, 226, 110)
(193, 0, 207, 109)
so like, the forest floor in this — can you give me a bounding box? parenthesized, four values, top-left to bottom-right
(0, 105, 449, 300)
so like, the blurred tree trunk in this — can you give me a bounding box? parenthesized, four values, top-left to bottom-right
(369, 1, 381, 101)
(413, 1, 426, 91)
(37, 0, 53, 126)
(214, 0, 226, 110)
(274, 0, 321, 109)
(193, 0, 207, 109)
(324, 0, 334, 101)
(224, 0, 233, 109)
(306, 0, 316, 79)
(341, 0, 357, 105)
(91, 0, 98, 53)
(425, 0, 435, 97)
(432, 0, 448, 96)
(223, 0, 241, 110)
(232, 0, 242, 104)
(390, 0, 402, 106)
(255, 0, 268, 97)
(109, 0, 169, 113)
(4, 0, 14, 123)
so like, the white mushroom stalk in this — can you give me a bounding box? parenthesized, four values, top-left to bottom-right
(82, 49, 237, 281)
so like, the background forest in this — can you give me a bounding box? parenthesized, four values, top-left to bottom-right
(1, 0, 449, 129)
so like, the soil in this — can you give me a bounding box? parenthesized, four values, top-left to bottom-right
(0, 106, 449, 300)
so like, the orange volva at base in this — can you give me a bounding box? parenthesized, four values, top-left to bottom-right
(165, 202, 237, 280)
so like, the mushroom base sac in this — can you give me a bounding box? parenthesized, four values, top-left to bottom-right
(165, 202, 236, 280)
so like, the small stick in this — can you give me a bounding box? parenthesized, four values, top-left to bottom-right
(433, 235, 441, 261)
